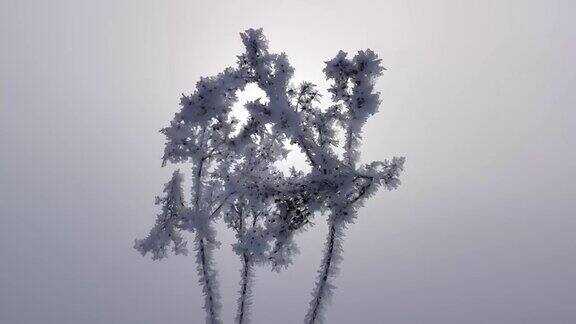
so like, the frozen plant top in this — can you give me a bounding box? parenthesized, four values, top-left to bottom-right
(136, 27, 405, 269)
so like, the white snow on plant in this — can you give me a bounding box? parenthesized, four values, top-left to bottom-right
(135, 28, 405, 324)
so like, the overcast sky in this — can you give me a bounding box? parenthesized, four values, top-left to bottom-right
(1, 0, 575, 323)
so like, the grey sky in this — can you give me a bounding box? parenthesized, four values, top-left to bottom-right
(1, 0, 575, 323)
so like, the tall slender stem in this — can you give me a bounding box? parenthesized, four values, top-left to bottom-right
(196, 238, 220, 323)
(192, 134, 221, 323)
(305, 221, 342, 324)
(236, 252, 253, 324)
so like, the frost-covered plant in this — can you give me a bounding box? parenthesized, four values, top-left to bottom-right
(135, 28, 405, 324)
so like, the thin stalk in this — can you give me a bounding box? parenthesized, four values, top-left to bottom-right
(305, 221, 342, 324)
(196, 238, 221, 324)
(191, 131, 222, 323)
(236, 253, 254, 324)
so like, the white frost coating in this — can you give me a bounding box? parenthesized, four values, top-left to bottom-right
(135, 28, 405, 324)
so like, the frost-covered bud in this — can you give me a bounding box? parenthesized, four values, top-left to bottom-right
(349, 50, 384, 119)
(268, 233, 299, 271)
(270, 53, 294, 90)
(240, 28, 273, 83)
(323, 50, 354, 102)
(135, 170, 188, 260)
(353, 49, 384, 76)
(378, 156, 406, 190)
(232, 225, 271, 261)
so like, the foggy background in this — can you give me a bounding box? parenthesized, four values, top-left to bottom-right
(1, 0, 575, 323)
